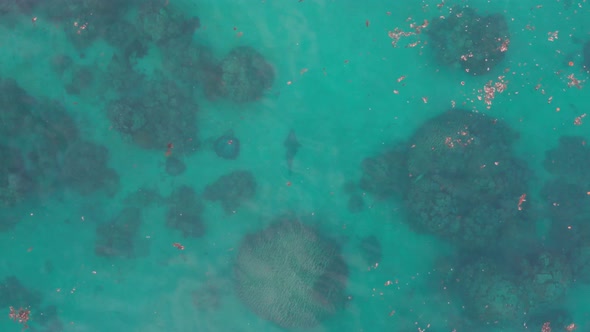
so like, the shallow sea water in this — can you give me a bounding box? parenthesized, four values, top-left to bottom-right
(0, 0, 589, 331)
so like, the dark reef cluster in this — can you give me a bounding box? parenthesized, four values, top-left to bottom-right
(426, 5, 510, 75)
(165, 186, 206, 238)
(454, 253, 571, 325)
(404, 110, 530, 249)
(95, 206, 144, 258)
(1, 0, 589, 331)
(0, 276, 64, 332)
(215, 46, 276, 103)
(60, 141, 120, 196)
(106, 76, 200, 155)
(353, 107, 590, 329)
(358, 110, 537, 254)
(203, 170, 257, 214)
(541, 137, 590, 282)
(0, 78, 115, 211)
(0, 0, 276, 329)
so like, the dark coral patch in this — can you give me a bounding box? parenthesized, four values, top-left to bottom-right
(165, 156, 186, 176)
(203, 170, 256, 213)
(95, 207, 143, 258)
(165, 186, 205, 238)
(214, 131, 240, 160)
(219, 46, 274, 103)
(427, 6, 510, 75)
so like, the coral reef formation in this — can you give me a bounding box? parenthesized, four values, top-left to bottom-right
(541, 136, 590, 282)
(136, 0, 200, 44)
(0, 276, 64, 331)
(0, 79, 82, 211)
(234, 216, 348, 328)
(584, 40, 590, 72)
(0, 0, 39, 16)
(123, 187, 165, 207)
(404, 110, 530, 249)
(0, 276, 42, 310)
(158, 37, 213, 92)
(361, 110, 530, 249)
(28, 101, 79, 181)
(541, 179, 588, 248)
(38, 0, 135, 49)
(456, 257, 526, 325)
(214, 130, 240, 160)
(203, 170, 256, 213)
(521, 253, 572, 310)
(342, 181, 365, 213)
(191, 278, 229, 312)
(359, 235, 382, 267)
(0, 145, 34, 207)
(543, 136, 590, 182)
(165, 186, 205, 238)
(95, 207, 143, 258)
(216, 46, 275, 103)
(427, 6, 510, 75)
(453, 252, 571, 327)
(106, 76, 199, 155)
(0, 79, 34, 137)
(106, 99, 147, 135)
(165, 156, 186, 176)
(359, 148, 409, 199)
(60, 141, 120, 196)
(347, 193, 364, 213)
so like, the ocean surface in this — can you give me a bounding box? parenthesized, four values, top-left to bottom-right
(0, 0, 589, 331)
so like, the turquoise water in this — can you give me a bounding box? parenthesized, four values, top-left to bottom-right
(0, 0, 589, 331)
